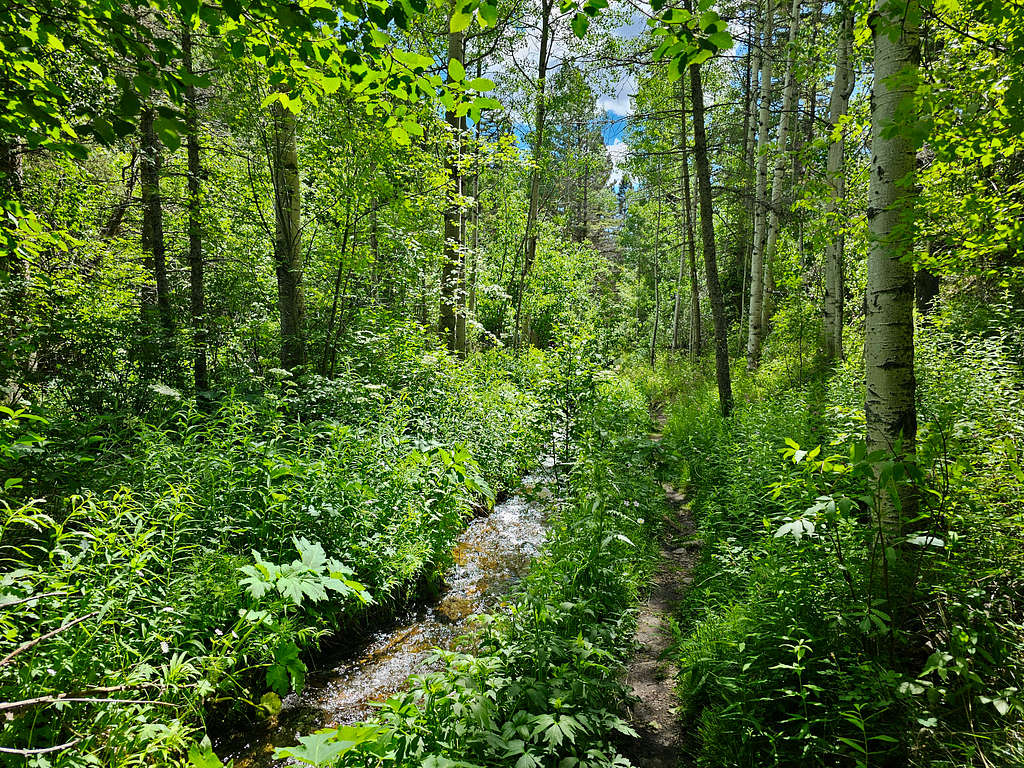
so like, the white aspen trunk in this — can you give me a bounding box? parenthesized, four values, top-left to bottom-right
(650, 179, 662, 367)
(746, 0, 774, 369)
(823, 4, 854, 359)
(866, 0, 920, 531)
(760, 0, 802, 337)
(738, 9, 762, 354)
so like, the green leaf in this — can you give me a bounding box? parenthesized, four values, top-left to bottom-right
(571, 13, 589, 38)
(449, 58, 466, 81)
(708, 30, 732, 50)
(450, 6, 473, 33)
(478, 1, 498, 26)
(467, 77, 495, 91)
(188, 745, 227, 768)
(274, 731, 351, 766)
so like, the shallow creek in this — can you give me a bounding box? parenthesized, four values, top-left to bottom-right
(217, 469, 552, 767)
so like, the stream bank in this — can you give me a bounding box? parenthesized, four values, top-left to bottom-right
(215, 469, 553, 767)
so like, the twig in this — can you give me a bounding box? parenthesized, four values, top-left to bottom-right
(0, 696, 175, 712)
(0, 739, 81, 756)
(0, 612, 97, 667)
(0, 683, 162, 712)
(0, 591, 67, 609)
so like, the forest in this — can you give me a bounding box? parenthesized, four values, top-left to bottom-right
(1, 0, 1023, 765)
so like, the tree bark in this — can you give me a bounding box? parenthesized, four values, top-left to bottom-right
(690, 61, 733, 417)
(823, 3, 854, 359)
(270, 91, 307, 370)
(183, 26, 208, 392)
(672, 83, 700, 355)
(746, 0, 774, 369)
(440, 24, 465, 354)
(140, 107, 173, 335)
(865, 0, 920, 530)
(650, 182, 661, 367)
(761, 0, 802, 336)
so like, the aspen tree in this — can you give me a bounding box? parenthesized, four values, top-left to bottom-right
(746, 0, 774, 369)
(760, 0, 801, 334)
(866, 0, 921, 529)
(823, 3, 854, 359)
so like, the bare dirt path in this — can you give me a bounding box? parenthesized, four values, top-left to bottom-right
(622, 480, 699, 768)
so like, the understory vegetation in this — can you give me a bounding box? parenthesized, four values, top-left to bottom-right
(1, 332, 552, 764)
(205, 362, 670, 768)
(3, 0, 1024, 764)
(640, 310, 1024, 767)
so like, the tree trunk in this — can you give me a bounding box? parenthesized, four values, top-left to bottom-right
(101, 151, 139, 240)
(512, 0, 552, 349)
(738, 10, 762, 355)
(0, 137, 25, 282)
(270, 92, 307, 370)
(746, 0, 774, 369)
(650, 176, 662, 368)
(672, 83, 699, 355)
(915, 263, 940, 316)
(865, 0, 920, 530)
(183, 26, 208, 392)
(761, 0, 802, 336)
(440, 24, 465, 354)
(140, 107, 173, 335)
(690, 61, 733, 417)
(823, 3, 854, 359)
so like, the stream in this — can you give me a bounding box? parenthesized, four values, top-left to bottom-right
(216, 468, 552, 767)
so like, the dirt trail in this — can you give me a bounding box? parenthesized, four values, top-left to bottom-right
(623, 480, 699, 768)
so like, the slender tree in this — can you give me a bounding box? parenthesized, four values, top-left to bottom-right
(746, 0, 774, 368)
(270, 90, 307, 370)
(672, 83, 701, 357)
(182, 25, 208, 391)
(823, 3, 854, 359)
(440, 23, 465, 354)
(140, 107, 173, 337)
(690, 60, 733, 417)
(760, 0, 801, 333)
(512, 0, 553, 349)
(865, 0, 921, 529)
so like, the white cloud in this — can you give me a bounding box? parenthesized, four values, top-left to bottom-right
(606, 139, 629, 187)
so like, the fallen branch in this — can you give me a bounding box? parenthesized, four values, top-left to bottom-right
(0, 739, 81, 756)
(0, 612, 97, 667)
(0, 683, 163, 712)
(0, 696, 175, 712)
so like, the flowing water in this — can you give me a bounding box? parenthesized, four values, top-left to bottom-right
(217, 470, 552, 767)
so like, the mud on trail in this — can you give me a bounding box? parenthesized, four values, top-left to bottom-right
(623, 482, 699, 768)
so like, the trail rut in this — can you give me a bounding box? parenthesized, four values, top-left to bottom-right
(623, 482, 698, 768)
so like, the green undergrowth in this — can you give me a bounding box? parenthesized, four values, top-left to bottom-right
(193, 353, 670, 768)
(0, 325, 556, 766)
(633, 329, 1024, 767)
